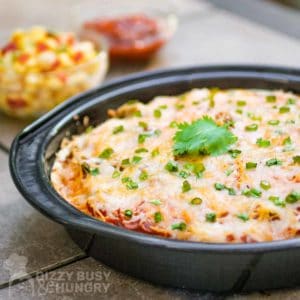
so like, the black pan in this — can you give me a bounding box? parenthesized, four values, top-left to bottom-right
(9, 65, 300, 293)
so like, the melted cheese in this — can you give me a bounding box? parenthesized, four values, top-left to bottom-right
(51, 88, 300, 243)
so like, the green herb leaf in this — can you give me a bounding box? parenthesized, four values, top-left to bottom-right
(173, 116, 237, 157)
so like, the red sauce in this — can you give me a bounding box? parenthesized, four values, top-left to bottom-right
(84, 14, 167, 60)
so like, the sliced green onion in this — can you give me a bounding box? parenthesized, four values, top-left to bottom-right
(165, 160, 178, 172)
(242, 188, 262, 198)
(246, 162, 257, 169)
(171, 222, 187, 231)
(256, 138, 271, 148)
(112, 170, 121, 178)
(266, 95, 276, 103)
(268, 120, 280, 126)
(154, 212, 163, 223)
(206, 213, 216, 223)
(214, 183, 225, 190)
(237, 213, 249, 222)
(293, 156, 300, 164)
(121, 158, 130, 165)
(283, 136, 292, 145)
(245, 124, 258, 131)
(179, 170, 189, 179)
(151, 148, 160, 157)
(132, 156, 142, 164)
(287, 98, 296, 105)
(153, 109, 162, 118)
(182, 180, 191, 193)
(269, 196, 285, 207)
(237, 100, 246, 106)
(135, 148, 148, 153)
(266, 158, 282, 166)
(228, 149, 242, 158)
(112, 125, 124, 134)
(138, 121, 148, 130)
(190, 197, 202, 205)
(285, 191, 300, 204)
(139, 170, 148, 181)
(99, 147, 114, 159)
(124, 209, 133, 218)
(260, 180, 271, 190)
(279, 106, 290, 113)
(150, 199, 162, 206)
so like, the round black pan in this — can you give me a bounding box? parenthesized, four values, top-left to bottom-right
(9, 65, 300, 293)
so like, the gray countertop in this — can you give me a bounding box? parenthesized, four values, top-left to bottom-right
(0, 0, 299, 299)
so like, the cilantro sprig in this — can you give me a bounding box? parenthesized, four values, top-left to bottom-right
(173, 116, 237, 156)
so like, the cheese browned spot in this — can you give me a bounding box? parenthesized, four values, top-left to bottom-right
(51, 89, 300, 243)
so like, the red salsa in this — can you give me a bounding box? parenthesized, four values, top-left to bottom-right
(83, 14, 167, 60)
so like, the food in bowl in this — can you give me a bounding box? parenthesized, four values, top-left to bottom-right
(82, 14, 175, 60)
(0, 26, 107, 118)
(51, 88, 300, 243)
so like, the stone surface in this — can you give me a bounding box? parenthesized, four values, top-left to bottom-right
(0, 257, 220, 300)
(0, 151, 85, 285)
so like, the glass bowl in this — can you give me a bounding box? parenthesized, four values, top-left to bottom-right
(71, 0, 178, 60)
(0, 40, 108, 119)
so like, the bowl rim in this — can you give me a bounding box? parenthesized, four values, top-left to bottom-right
(9, 64, 300, 253)
(0, 49, 108, 79)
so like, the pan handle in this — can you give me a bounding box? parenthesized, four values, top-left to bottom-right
(9, 128, 88, 226)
